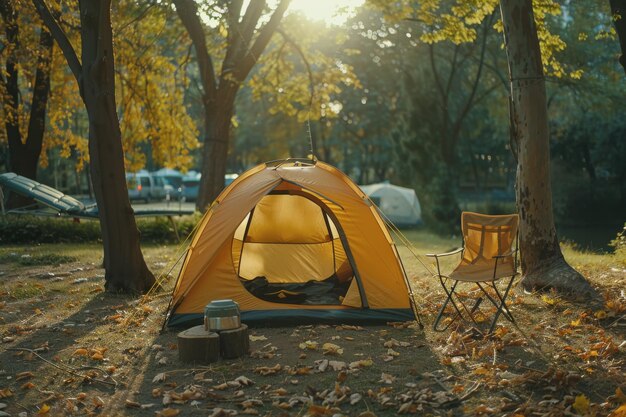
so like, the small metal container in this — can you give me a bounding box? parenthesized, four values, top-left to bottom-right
(204, 299, 241, 331)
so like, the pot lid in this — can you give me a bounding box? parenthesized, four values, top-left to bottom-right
(204, 299, 240, 318)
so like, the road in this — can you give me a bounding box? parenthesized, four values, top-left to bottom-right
(132, 200, 196, 213)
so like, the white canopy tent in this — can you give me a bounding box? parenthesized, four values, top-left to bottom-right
(360, 182, 422, 226)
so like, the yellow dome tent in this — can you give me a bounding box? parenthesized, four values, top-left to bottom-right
(166, 159, 416, 327)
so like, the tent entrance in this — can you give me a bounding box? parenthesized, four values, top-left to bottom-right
(232, 192, 362, 306)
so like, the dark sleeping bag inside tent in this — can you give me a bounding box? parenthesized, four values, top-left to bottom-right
(241, 274, 352, 305)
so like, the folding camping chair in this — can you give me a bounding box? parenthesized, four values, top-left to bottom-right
(426, 212, 519, 334)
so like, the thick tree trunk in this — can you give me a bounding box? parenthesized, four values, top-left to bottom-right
(197, 89, 237, 211)
(499, 0, 596, 299)
(75, 0, 154, 293)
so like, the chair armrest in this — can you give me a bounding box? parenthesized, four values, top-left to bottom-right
(492, 248, 519, 259)
(426, 247, 463, 258)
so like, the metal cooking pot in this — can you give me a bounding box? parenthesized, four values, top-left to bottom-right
(204, 299, 241, 331)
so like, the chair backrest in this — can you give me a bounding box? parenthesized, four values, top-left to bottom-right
(461, 212, 519, 265)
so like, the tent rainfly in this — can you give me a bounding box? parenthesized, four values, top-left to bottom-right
(359, 182, 422, 226)
(166, 159, 416, 327)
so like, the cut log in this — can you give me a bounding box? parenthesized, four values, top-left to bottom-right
(177, 325, 219, 364)
(218, 324, 249, 359)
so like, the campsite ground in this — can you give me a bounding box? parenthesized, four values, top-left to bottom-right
(0, 231, 624, 416)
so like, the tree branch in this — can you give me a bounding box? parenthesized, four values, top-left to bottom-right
(237, 0, 290, 82)
(276, 28, 314, 108)
(31, 0, 82, 84)
(173, 0, 217, 100)
(450, 12, 494, 150)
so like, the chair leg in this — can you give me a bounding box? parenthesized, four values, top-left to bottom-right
(487, 276, 516, 334)
(433, 278, 468, 331)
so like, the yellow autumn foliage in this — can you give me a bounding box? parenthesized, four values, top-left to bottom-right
(1, 0, 198, 173)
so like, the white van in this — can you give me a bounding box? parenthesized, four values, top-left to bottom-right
(126, 171, 168, 202)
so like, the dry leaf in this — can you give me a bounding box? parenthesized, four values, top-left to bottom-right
(72, 348, 88, 356)
(322, 343, 343, 355)
(156, 408, 180, 417)
(383, 338, 410, 348)
(21, 382, 35, 390)
(38, 404, 50, 414)
(299, 340, 318, 350)
(337, 371, 348, 383)
(573, 394, 590, 414)
(379, 373, 396, 384)
(90, 352, 104, 361)
(616, 387, 626, 404)
(15, 371, 34, 381)
(350, 393, 362, 405)
(153, 373, 167, 383)
(307, 404, 334, 416)
(0, 388, 12, 399)
(349, 358, 373, 369)
(329, 361, 346, 371)
(125, 400, 141, 408)
(234, 375, 254, 386)
(249, 335, 267, 342)
(254, 364, 281, 376)
(609, 404, 626, 417)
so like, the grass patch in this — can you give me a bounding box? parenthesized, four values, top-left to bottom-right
(8, 282, 45, 300)
(0, 213, 201, 245)
(0, 252, 77, 266)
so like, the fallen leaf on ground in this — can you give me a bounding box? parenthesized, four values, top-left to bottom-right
(329, 361, 346, 371)
(72, 348, 88, 356)
(322, 343, 343, 355)
(573, 394, 590, 414)
(249, 335, 267, 341)
(234, 375, 254, 386)
(609, 404, 626, 417)
(350, 358, 373, 369)
(379, 373, 396, 384)
(125, 400, 141, 408)
(299, 340, 318, 350)
(383, 338, 410, 348)
(153, 373, 167, 383)
(15, 371, 34, 381)
(254, 364, 281, 376)
(156, 408, 180, 417)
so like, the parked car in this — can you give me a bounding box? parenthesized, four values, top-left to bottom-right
(153, 168, 184, 200)
(126, 170, 168, 202)
(180, 173, 239, 201)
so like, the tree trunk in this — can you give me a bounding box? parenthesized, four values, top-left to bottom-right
(197, 89, 237, 211)
(499, 0, 596, 298)
(75, 0, 154, 293)
(610, 0, 626, 74)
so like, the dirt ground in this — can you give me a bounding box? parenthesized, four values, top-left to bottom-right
(0, 241, 624, 417)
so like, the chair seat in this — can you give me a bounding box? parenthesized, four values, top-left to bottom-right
(449, 257, 515, 283)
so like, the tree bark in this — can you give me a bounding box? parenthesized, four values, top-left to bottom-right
(610, 0, 626, 74)
(499, 0, 596, 298)
(33, 0, 155, 293)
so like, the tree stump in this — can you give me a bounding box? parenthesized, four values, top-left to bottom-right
(218, 324, 249, 359)
(177, 325, 219, 364)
